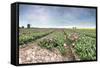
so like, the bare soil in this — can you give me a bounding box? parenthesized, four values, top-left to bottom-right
(19, 42, 79, 64)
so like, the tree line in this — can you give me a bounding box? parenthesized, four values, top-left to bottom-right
(20, 24, 31, 28)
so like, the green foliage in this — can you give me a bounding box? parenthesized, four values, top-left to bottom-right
(38, 38, 57, 50)
(57, 45, 66, 56)
(75, 34, 96, 60)
(19, 29, 54, 45)
(75, 30, 96, 60)
(38, 38, 66, 56)
(64, 29, 96, 60)
(19, 28, 96, 60)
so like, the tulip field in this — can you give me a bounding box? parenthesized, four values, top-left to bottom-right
(19, 28, 96, 61)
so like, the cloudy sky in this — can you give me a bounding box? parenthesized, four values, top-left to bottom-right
(19, 4, 96, 28)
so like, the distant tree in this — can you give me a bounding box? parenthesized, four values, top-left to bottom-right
(22, 26, 24, 28)
(27, 24, 30, 28)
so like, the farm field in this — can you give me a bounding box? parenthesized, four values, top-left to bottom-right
(19, 28, 96, 64)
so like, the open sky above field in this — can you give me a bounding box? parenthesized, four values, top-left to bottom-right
(19, 4, 96, 28)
